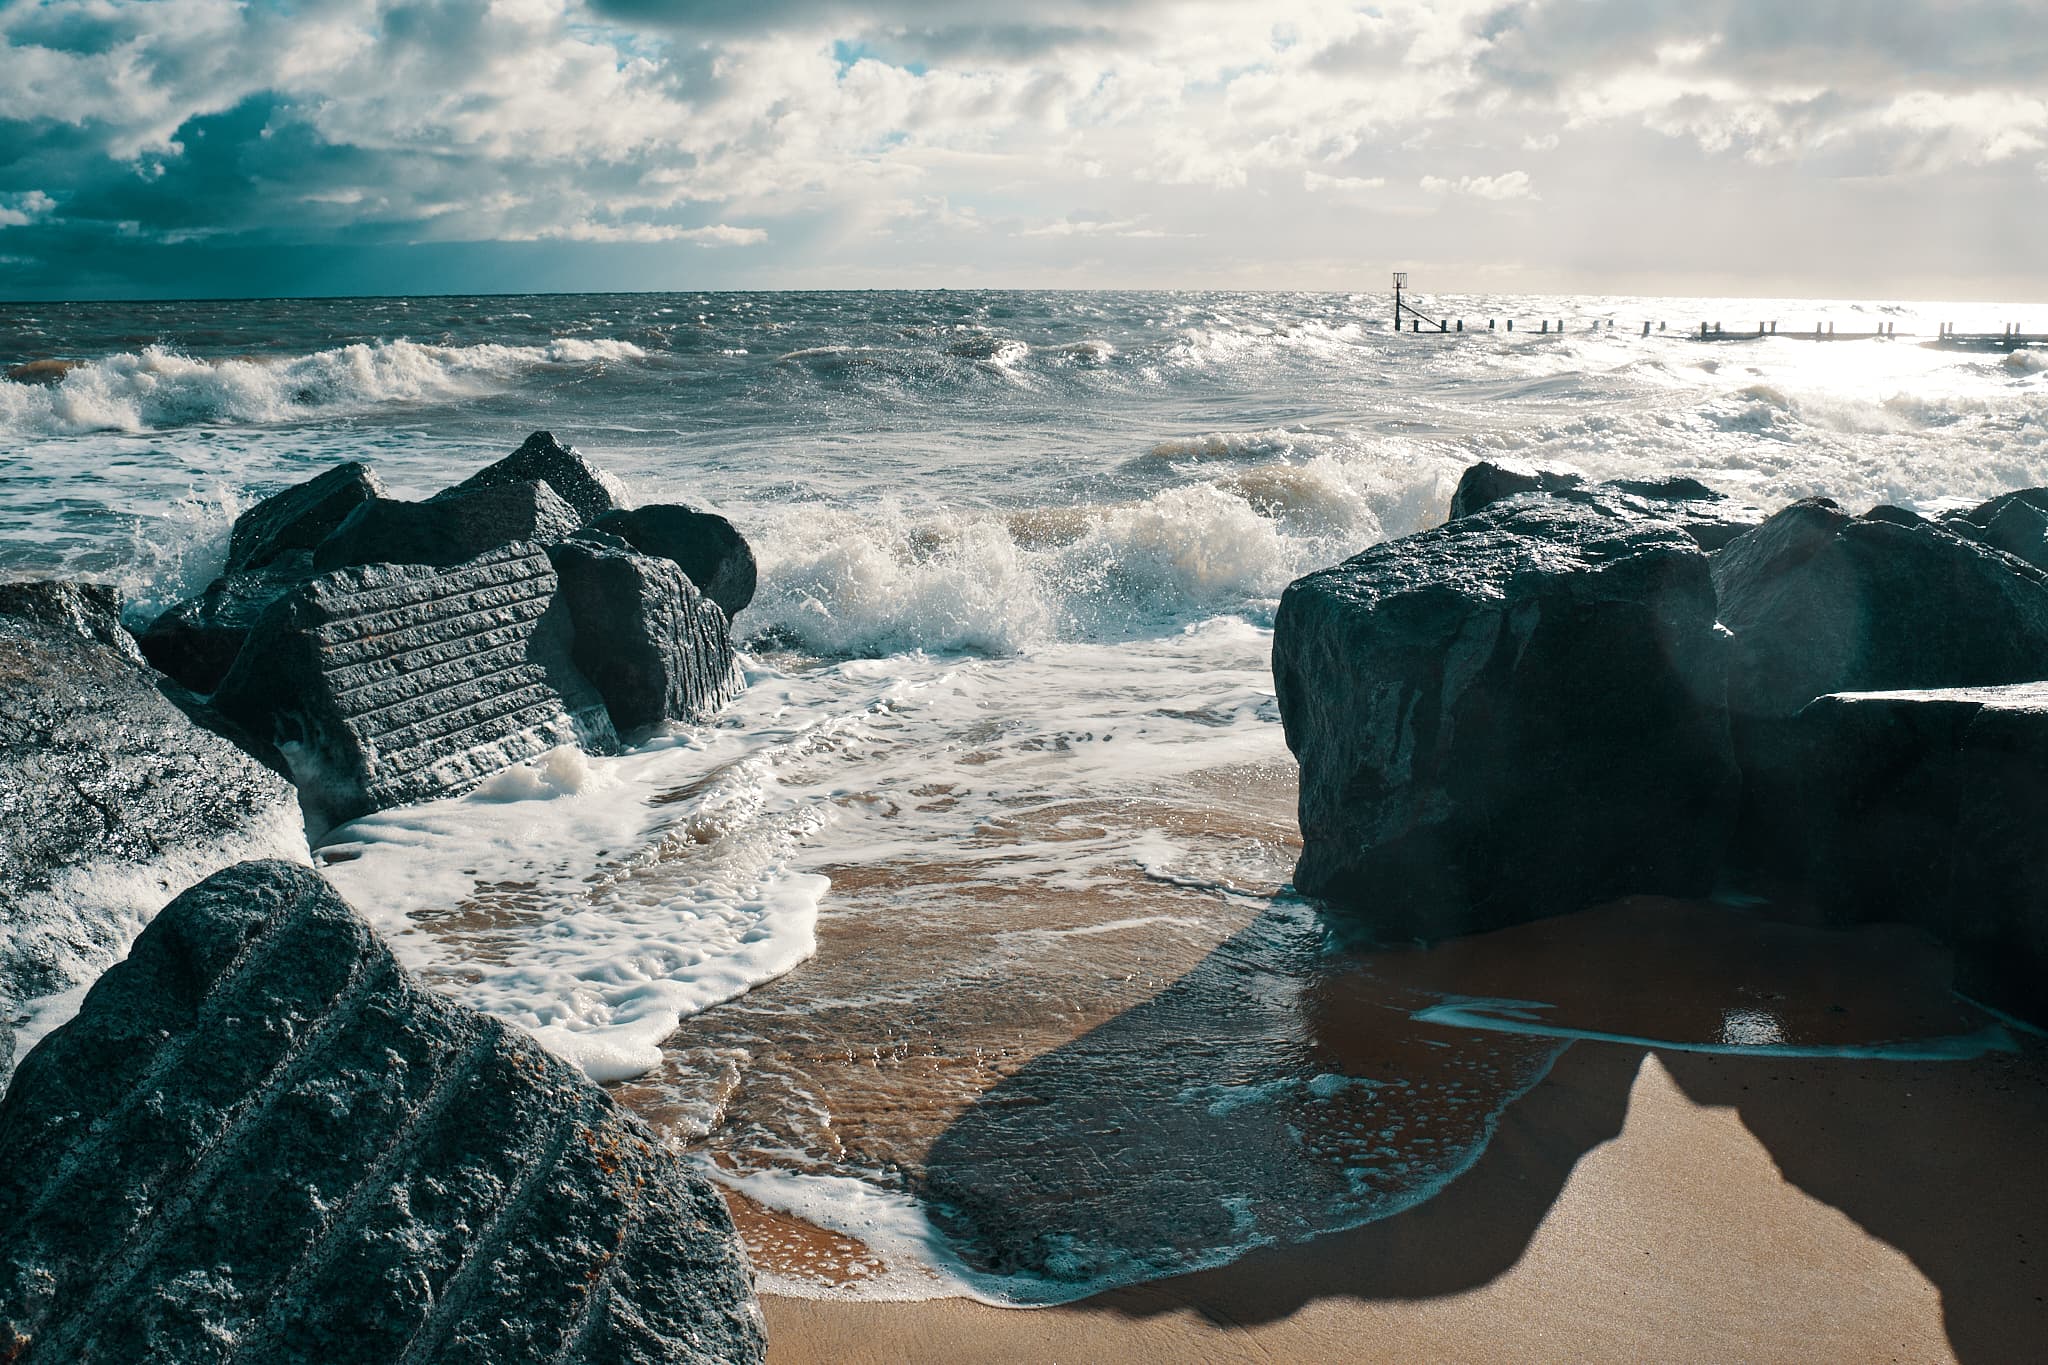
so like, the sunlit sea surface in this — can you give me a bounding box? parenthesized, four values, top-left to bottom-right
(4, 289, 2045, 1300)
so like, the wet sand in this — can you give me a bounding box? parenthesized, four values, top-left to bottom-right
(761, 1031, 2048, 1363)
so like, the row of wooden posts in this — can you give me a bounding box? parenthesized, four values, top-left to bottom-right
(1393, 314, 2037, 342)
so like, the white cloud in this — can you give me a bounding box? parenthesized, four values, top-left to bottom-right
(1303, 171, 1386, 196)
(1420, 171, 1536, 201)
(0, 189, 54, 228)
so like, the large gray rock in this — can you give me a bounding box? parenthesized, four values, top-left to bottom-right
(227, 463, 385, 573)
(452, 430, 630, 527)
(1273, 489, 1736, 938)
(311, 481, 582, 573)
(211, 544, 616, 827)
(138, 554, 316, 695)
(1793, 684, 2048, 1026)
(1, 594, 302, 1083)
(0, 580, 142, 663)
(549, 535, 743, 737)
(0, 860, 766, 1365)
(592, 505, 758, 619)
(1713, 499, 2048, 873)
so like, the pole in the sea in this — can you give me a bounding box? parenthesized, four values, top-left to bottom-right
(1392, 271, 1406, 331)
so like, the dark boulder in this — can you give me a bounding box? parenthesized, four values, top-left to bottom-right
(311, 480, 582, 573)
(1713, 499, 2048, 874)
(1793, 684, 2048, 1026)
(0, 859, 766, 1365)
(138, 554, 316, 694)
(591, 504, 758, 619)
(1947, 487, 2048, 571)
(212, 543, 616, 827)
(450, 430, 630, 526)
(1715, 499, 2048, 718)
(549, 535, 743, 737)
(226, 462, 384, 573)
(1446, 459, 1584, 520)
(1, 598, 301, 1082)
(1273, 490, 1736, 938)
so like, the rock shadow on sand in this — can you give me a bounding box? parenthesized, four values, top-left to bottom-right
(919, 894, 2048, 1361)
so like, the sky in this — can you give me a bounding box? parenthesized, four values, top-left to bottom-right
(1, 0, 2044, 300)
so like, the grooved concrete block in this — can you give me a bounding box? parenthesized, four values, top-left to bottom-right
(549, 535, 743, 737)
(453, 431, 630, 527)
(0, 860, 766, 1365)
(212, 544, 617, 825)
(227, 463, 385, 573)
(312, 481, 582, 573)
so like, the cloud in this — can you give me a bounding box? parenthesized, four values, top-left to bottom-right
(1017, 216, 1179, 238)
(0, 189, 55, 228)
(1303, 171, 1386, 197)
(0, 0, 2040, 296)
(532, 222, 769, 245)
(1420, 171, 1537, 201)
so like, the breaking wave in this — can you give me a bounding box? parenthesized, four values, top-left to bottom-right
(0, 337, 649, 436)
(740, 451, 1458, 658)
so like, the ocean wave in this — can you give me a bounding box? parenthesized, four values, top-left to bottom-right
(741, 452, 1449, 658)
(0, 336, 649, 436)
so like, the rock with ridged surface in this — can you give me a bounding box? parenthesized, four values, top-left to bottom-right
(311, 481, 582, 573)
(1273, 489, 1735, 938)
(2, 596, 303, 1085)
(451, 431, 630, 527)
(548, 534, 743, 737)
(227, 463, 385, 573)
(0, 859, 767, 1365)
(591, 504, 757, 619)
(211, 544, 616, 827)
(138, 554, 316, 694)
(1793, 683, 2048, 1026)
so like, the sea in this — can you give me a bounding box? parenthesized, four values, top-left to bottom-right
(4, 289, 2045, 1303)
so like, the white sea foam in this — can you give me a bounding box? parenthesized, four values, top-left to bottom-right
(1, 799, 311, 1086)
(318, 697, 833, 1082)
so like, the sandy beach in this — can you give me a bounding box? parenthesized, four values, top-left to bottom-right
(758, 1030, 2048, 1363)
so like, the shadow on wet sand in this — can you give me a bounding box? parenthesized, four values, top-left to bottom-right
(919, 895, 2048, 1361)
